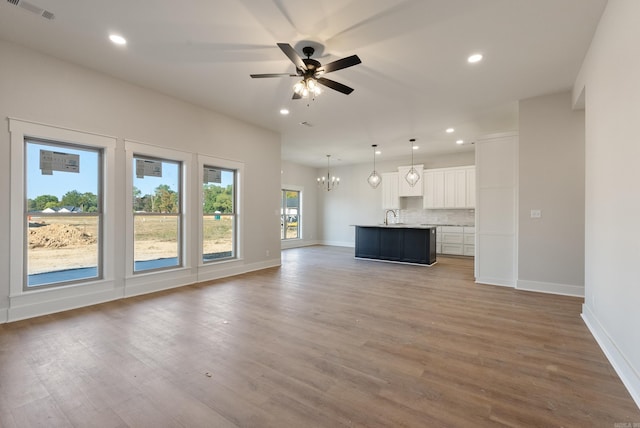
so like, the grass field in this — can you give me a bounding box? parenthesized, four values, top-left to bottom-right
(27, 215, 234, 275)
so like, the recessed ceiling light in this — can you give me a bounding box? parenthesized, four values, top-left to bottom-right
(446, 128, 455, 133)
(375, 150, 381, 155)
(279, 108, 289, 115)
(456, 139, 464, 145)
(468, 53, 483, 63)
(412, 145, 419, 150)
(109, 34, 127, 45)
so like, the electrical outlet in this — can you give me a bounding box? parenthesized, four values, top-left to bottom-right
(266, 250, 270, 257)
(530, 209, 542, 218)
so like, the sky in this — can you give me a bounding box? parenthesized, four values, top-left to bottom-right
(26, 141, 233, 200)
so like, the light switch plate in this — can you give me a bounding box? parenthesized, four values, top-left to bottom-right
(530, 209, 542, 218)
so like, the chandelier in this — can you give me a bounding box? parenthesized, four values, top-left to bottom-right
(405, 138, 420, 187)
(293, 77, 322, 98)
(367, 144, 381, 189)
(318, 154, 339, 191)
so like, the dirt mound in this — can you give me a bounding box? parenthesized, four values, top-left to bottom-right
(29, 223, 96, 249)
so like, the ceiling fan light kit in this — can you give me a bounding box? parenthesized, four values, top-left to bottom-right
(250, 43, 361, 100)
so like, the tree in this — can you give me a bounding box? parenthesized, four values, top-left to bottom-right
(29, 194, 59, 211)
(203, 184, 233, 214)
(60, 190, 98, 212)
(61, 190, 82, 207)
(154, 184, 178, 213)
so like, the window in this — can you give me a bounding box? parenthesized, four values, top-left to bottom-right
(25, 139, 103, 288)
(281, 189, 300, 240)
(132, 156, 182, 272)
(202, 166, 236, 262)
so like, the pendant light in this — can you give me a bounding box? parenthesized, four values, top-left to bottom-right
(317, 154, 339, 191)
(367, 144, 381, 189)
(405, 138, 420, 187)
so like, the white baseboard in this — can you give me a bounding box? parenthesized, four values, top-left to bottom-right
(281, 239, 319, 250)
(0, 308, 8, 323)
(475, 276, 516, 288)
(320, 240, 354, 248)
(582, 303, 640, 409)
(123, 270, 198, 298)
(517, 279, 584, 297)
(7, 282, 120, 322)
(197, 259, 280, 283)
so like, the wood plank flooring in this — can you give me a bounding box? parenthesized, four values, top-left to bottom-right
(1, 245, 639, 427)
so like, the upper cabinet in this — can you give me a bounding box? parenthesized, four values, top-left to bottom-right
(381, 172, 400, 209)
(397, 164, 424, 197)
(424, 165, 475, 209)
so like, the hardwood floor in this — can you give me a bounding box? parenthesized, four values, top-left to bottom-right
(1, 246, 638, 427)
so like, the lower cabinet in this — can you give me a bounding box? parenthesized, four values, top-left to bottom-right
(437, 226, 475, 257)
(355, 226, 436, 265)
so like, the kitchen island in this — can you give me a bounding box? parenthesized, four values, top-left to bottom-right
(354, 225, 436, 266)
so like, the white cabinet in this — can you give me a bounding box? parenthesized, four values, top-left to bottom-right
(437, 226, 475, 256)
(424, 165, 475, 209)
(397, 165, 423, 197)
(423, 170, 445, 208)
(381, 172, 400, 209)
(463, 226, 475, 256)
(440, 226, 464, 255)
(466, 167, 476, 208)
(444, 169, 466, 208)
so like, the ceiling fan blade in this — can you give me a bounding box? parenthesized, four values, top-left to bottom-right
(292, 92, 302, 100)
(250, 73, 297, 78)
(277, 43, 307, 71)
(318, 55, 362, 74)
(317, 77, 354, 95)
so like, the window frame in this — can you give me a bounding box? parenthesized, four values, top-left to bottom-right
(9, 118, 116, 296)
(24, 138, 104, 289)
(197, 154, 244, 266)
(202, 165, 237, 263)
(281, 187, 302, 241)
(125, 140, 192, 277)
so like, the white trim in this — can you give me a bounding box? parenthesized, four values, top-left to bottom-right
(124, 140, 193, 278)
(320, 240, 354, 248)
(197, 259, 280, 283)
(197, 154, 245, 264)
(281, 184, 303, 243)
(7, 280, 118, 322)
(123, 268, 197, 298)
(517, 279, 584, 297)
(582, 304, 640, 409)
(281, 239, 319, 249)
(8, 118, 117, 299)
(475, 277, 516, 288)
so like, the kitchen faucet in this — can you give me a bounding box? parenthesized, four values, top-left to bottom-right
(384, 209, 397, 225)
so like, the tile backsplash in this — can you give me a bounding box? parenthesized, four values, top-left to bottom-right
(391, 197, 475, 226)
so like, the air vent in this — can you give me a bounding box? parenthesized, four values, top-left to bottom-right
(6, 0, 55, 20)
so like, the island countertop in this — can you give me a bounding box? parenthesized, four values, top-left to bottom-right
(352, 224, 436, 229)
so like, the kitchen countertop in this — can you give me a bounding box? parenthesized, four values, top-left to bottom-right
(353, 224, 435, 229)
(353, 224, 474, 228)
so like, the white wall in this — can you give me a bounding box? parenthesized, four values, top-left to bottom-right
(517, 91, 585, 296)
(574, 0, 640, 407)
(280, 160, 319, 248)
(0, 40, 282, 321)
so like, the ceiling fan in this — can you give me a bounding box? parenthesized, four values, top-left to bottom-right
(250, 43, 361, 99)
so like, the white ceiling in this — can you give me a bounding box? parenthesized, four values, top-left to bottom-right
(0, 0, 607, 167)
